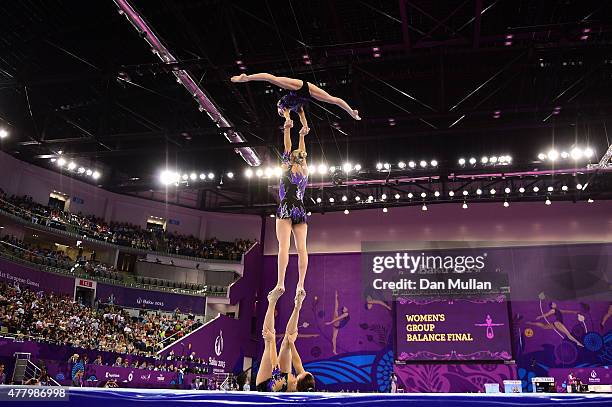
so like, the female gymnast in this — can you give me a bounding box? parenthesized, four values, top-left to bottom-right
(325, 290, 350, 355)
(528, 302, 584, 347)
(231, 73, 361, 120)
(269, 116, 309, 299)
(257, 289, 315, 392)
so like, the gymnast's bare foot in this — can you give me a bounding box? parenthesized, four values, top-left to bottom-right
(352, 110, 361, 120)
(231, 74, 248, 83)
(268, 286, 285, 302)
(295, 288, 306, 308)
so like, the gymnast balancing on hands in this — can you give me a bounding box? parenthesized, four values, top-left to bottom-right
(256, 289, 315, 392)
(231, 73, 361, 120)
(269, 115, 310, 300)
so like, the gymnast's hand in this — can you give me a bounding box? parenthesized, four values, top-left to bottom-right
(299, 126, 310, 137)
(284, 118, 294, 129)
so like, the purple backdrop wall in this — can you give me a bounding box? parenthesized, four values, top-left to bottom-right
(0, 258, 74, 295)
(96, 283, 206, 314)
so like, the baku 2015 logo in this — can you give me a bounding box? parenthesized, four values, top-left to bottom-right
(215, 330, 224, 356)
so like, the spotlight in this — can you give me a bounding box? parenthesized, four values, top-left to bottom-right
(316, 197, 322, 203)
(0, 129, 8, 139)
(269, 214, 275, 218)
(275, 166, 284, 177)
(547, 186, 553, 192)
(50, 158, 57, 163)
(68, 162, 77, 170)
(547, 149, 559, 161)
(490, 156, 498, 163)
(519, 187, 525, 193)
(330, 166, 337, 173)
(503, 200, 509, 207)
(463, 190, 469, 196)
(587, 198, 594, 203)
(407, 193, 414, 199)
(449, 191, 455, 197)
(383, 163, 391, 170)
(86, 169, 93, 176)
(264, 167, 273, 177)
(308, 165, 316, 173)
(182, 174, 188, 181)
(343, 162, 352, 173)
(199, 173, 206, 180)
(398, 161, 406, 169)
(383, 207, 388, 213)
(207, 172, 214, 179)
(190, 173, 197, 180)
(317, 164, 328, 174)
(255, 169, 264, 177)
(77, 167, 85, 174)
(469, 157, 477, 165)
(584, 148, 594, 158)
(570, 148, 583, 160)
(355, 196, 361, 202)
(421, 204, 427, 211)
(434, 191, 440, 197)
(344, 209, 349, 214)
(481, 156, 489, 164)
(329, 197, 335, 203)
(92, 171, 100, 180)
(537, 153, 546, 160)
(368, 195, 374, 201)
(476, 189, 482, 195)
(227, 172, 234, 179)
(533, 186, 540, 192)
(560, 151, 569, 159)
(307, 211, 312, 216)
(419, 160, 427, 168)
(545, 198, 551, 205)
(408, 161, 416, 168)
(376, 162, 383, 170)
(394, 193, 400, 199)
(504, 187, 511, 194)
(561, 185, 568, 191)
(498, 156, 506, 163)
(342, 195, 347, 202)
(420, 192, 426, 198)
(576, 183, 583, 190)
(458, 158, 466, 165)
(160, 170, 179, 185)
(430, 160, 438, 167)
(245, 168, 253, 178)
(462, 202, 468, 209)
(506, 156, 513, 163)
(354, 164, 362, 171)
(381, 194, 387, 200)
(489, 189, 496, 195)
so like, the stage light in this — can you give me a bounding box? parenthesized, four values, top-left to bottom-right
(0, 129, 8, 139)
(458, 158, 466, 165)
(503, 200, 509, 207)
(50, 158, 57, 163)
(245, 168, 253, 178)
(547, 149, 559, 161)
(376, 162, 383, 170)
(421, 204, 427, 211)
(434, 191, 440, 197)
(545, 198, 551, 205)
(330, 166, 337, 173)
(498, 156, 506, 163)
(160, 170, 179, 185)
(86, 169, 93, 176)
(307, 211, 312, 216)
(190, 173, 197, 181)
(394, 193, 400, 199)
(463, 190, 469, 196)
(469, 157, 477, 165)
(504, 187, 511, 194)
(383, 162, 391, 170)
(77, 167, 85, 174)
(587, 198, 594, 203)
(308, 165, 316, 173)
(317, 164, 328, 174)
(519, 187, 525, 193)
(576, 183, 583, 190)
(368, 195, 374, 201)
(505, 155, 513, 162)
(407, 193, 414, 199)
(381, 194, 387, 200)
(341, 195, 348, 202)
(481, 156, 489, 164)
(355, 196, 361, 202)
(462, 202, 468, 209)
(264, 167, 273, 178)
(547, 186, 553, 192)
(344, 209, 349, 214)
(420, 192, 426, 198)
(476, 189, 482, 195)
(584, 147, 594, 158)
(255, 169, 264, 177)
(227, 172, 234, 179)
(269, 214, 275, 218)
(208, 172, 214, 179)
(561, 185, 568, 191)
(419, 160, 427, 168)
(398, 161, 406, 169)
(343, 162, 352, 173)
(316, 197, 322, 203)
(489, 189, 496, 195)
(68, 162, 77, 170)
(490, 156, 498, 163)
(92, 171, 100, 180)
(408, 161, 416, 168)
(570, 148, 583, 160)
(561, 151, 569, 159)
(182, 174, 188, 180)
(430, 160, 438, 167)
(199, 173, 206, 180)
(537, 153, 546, 160)
(449, 191, 455, 197)
(354, 164, 362, 171)
(383, 207, 388, 213)
(533, 186, 540, 192)
(329, 197, 335, 203)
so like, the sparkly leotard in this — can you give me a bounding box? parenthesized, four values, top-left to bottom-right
(277, 81, 311, 113)
(276, 152, 308, 224)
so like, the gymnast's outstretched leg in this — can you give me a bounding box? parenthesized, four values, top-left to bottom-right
(256, 289, 283, 389)
(231, 73, 302, 90)
(306, 83, 360, 120)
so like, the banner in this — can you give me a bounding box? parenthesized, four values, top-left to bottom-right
(0, 258, 74, 295)
(96, 283, 206, 313)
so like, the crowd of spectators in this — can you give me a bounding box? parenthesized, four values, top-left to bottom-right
(0, 282, 200, 357)
(1, 235, 73, 269)
(0, 189, 254, 261)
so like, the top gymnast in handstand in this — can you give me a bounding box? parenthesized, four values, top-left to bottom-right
(231, 73, 361, 120)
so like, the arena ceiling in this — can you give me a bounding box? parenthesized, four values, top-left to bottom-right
(1, 0, 612, 214)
